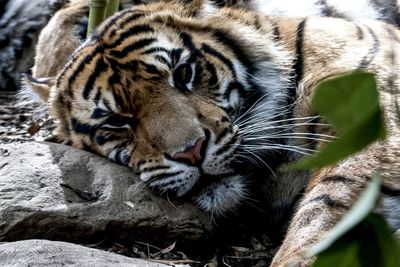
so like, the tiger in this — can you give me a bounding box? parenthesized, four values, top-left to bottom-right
(20, 0, 400, 266)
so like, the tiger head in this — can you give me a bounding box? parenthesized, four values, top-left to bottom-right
(23, 0, 293, 215)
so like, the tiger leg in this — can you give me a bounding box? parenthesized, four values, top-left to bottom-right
(270, 151, 380, 267)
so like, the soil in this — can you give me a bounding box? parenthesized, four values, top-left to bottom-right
(0, 91, 54, 144)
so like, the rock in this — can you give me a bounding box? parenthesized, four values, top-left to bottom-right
(0, 0, 68, 90)
(0, 142, 214, 257)
(0, 239, 182, 266)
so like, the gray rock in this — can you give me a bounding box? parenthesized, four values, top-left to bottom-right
(0, 239, 179, 266)
(0, 142, 213, 252)
(0, 0, 68, 90)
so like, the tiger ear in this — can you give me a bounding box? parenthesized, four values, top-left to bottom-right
(20, 73, 55, 102)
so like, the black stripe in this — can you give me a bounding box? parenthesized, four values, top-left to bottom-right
(309, 194, 347, 208)
(117, 60, 140, 71)
(179, 32, 202, 60)
(193, 64, 203, 85)
(151, 175, 184, 188)
(205, 61, 218, 85)
(137, 159, 146, 167)
(95, 134, 121, 145)
(141, 62, 162, 75)
(216, 134, 237, 156)
(71, 118, 97, 135)
(293, 19, 307, 89)
(100, 126, 130, 133)
(106, 69, 125, 108)
(83, 57, 109, 99)
(317, 0, 330, 16)
(320, 175, 356, 184)
(109, 38, 157, 58)
(91, 108, 110, 119)
(317, 0, 347, 19)
(94, 89, 102, 103)
(100, 10, 145, 38)
(358, 26, 380, 69)
(265, 17, 280, 41)
(202, 44, 237, 79)
(66, 46, 104, 95)
(171, 48, 183, 65)
(141, 47, 171, 55)
(107, 25, 154, 49)
(65, 99, 72, 112)
(210, 29, 252, 69)
(354, 23, 364, 40)
(155, 55, 171, 68)
(215, 127, 231, 144)
(370, 0, 400, 27)
(385, 25, 400, 43)
(381, 185, 400, 197)
(148, 171, 185, 183)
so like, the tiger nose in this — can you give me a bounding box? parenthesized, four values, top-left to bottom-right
(173, 137, 205, 166)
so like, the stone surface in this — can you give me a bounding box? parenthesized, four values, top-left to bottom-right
(0, 142, 213, 254)
(0, 239, 180, 266)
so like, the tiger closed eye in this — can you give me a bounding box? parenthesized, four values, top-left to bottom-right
(103, 114, 131, 128)
(173, 63, 193, 90)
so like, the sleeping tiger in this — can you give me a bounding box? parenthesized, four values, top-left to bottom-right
(21, 0, 400, 266)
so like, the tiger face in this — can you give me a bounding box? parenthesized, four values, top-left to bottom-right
(24, 1, 293, 215)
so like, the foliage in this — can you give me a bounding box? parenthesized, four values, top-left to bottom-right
(289, 72, 399, 266)
(293, 72, 386, 170)
(309, 176, 400, 267)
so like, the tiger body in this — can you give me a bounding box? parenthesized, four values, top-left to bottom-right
(22, 0, 400, 266)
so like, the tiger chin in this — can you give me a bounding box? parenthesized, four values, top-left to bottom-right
(21, 0, 400, 266)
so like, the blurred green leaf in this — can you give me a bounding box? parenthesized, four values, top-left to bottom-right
(367, 215, 400, 267)
(309, 174, 400, 267)
(307, 175, 381, 257)
(311, 213, 400, 267)
(312, 240, 361, 267)
(292, 72, 386, 170)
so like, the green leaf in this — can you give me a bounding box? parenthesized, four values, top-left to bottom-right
(309, 175, 400, 267)
(307, 175, 381, 257)
(311, 213, 400, 267)
(292, 72, 386, 170)
(366, 215, 400, 267)
(312, 241, 361, 267)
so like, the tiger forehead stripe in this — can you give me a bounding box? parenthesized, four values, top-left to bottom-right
(83, 56, 108, 99)
(100, 10, 146, 38)
(202, 44, 237, 79)
(106, 24, 154, 49)
(65, 45, 104, 96)
(109, 38, 157, 58)
(57, 10, 146, 92)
